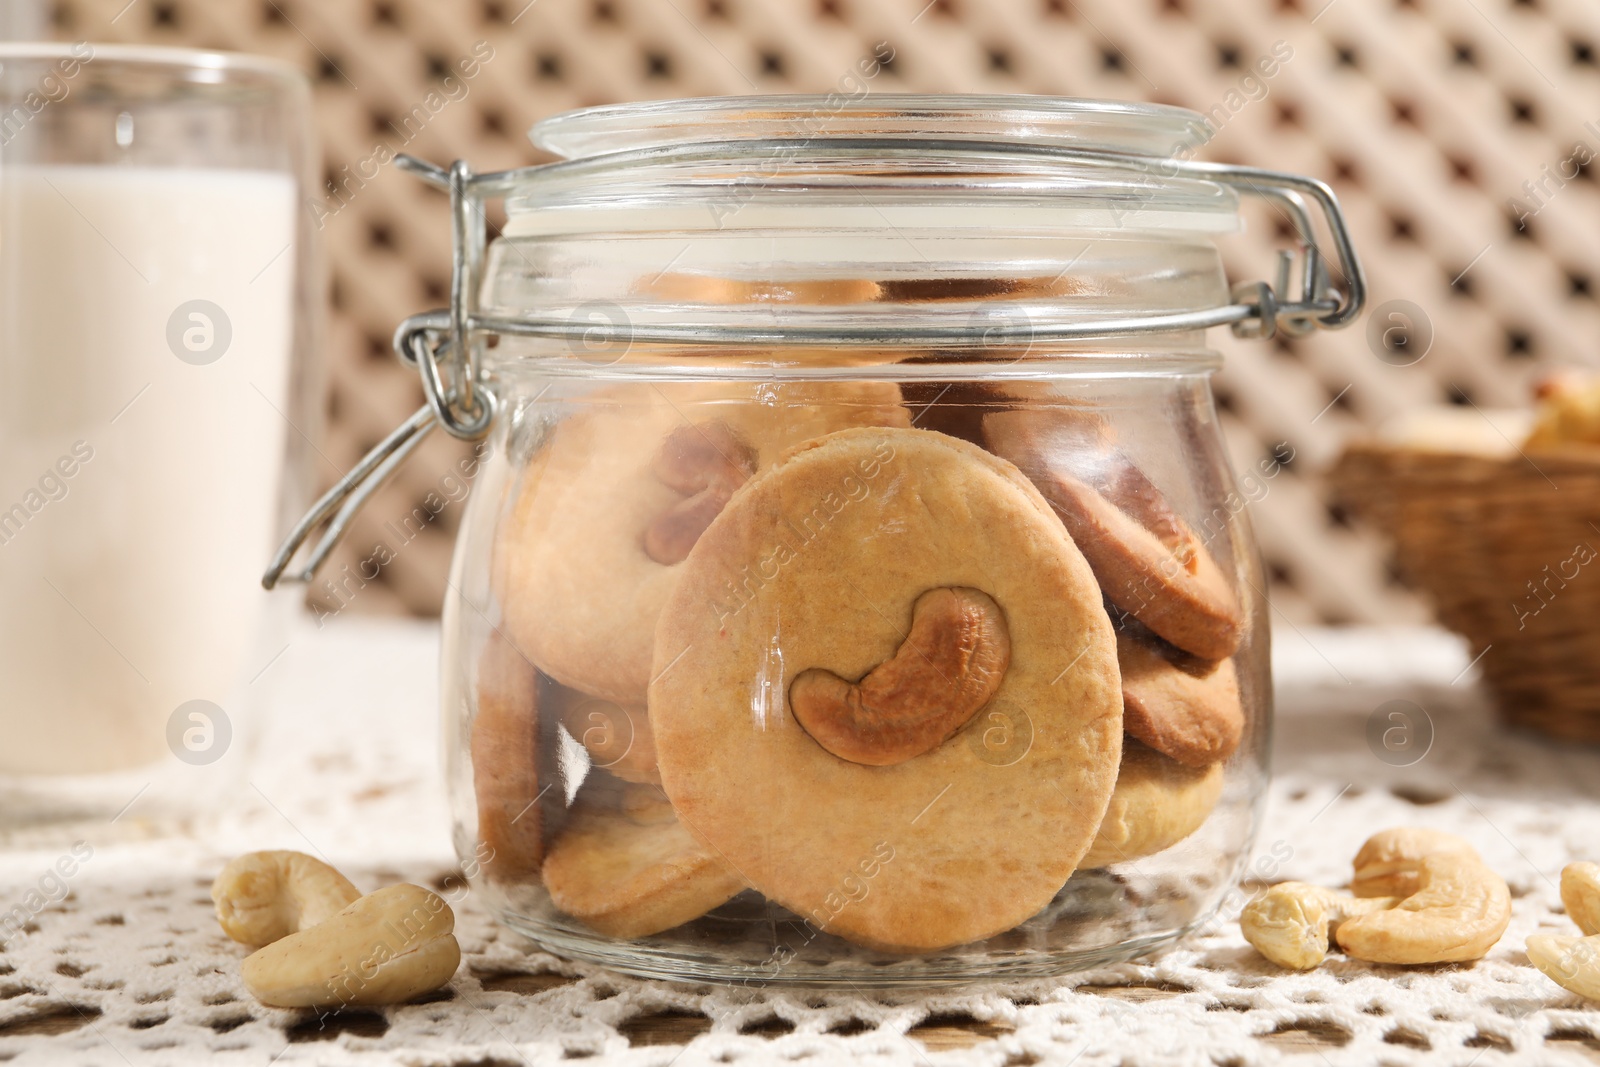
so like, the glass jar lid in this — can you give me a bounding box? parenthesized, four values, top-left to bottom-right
(531, 94, 1207, 158)
(505, 94, 1240, 239)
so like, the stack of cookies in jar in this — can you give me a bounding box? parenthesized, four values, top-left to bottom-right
(471, 287, 1247, 954)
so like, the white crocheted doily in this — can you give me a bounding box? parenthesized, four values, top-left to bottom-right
(2, 618, 1598, 1066)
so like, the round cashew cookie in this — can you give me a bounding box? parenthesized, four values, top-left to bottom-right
(471, 629, 545, 884)
(650, 427, 1123, 952)
(1082, 740, 1225, 868)
(982, 409, 1244, 661)
(541, 782, 746, 939)
(495, 382, 908, 704)
(1117, 628, 1243, 767)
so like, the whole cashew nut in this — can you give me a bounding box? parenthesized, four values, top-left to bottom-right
(789, 586, 1011, 766)
(240, 883, 460, 1008)
(1528, 934, 1600, 1000)
(1562, 861, 1600, 936)
(1335, 851, 1511, 964)
(212, 851, 361, 949)
(1525, 862, 1600, 1000)
(1350, 827, 1481, 898)
(1240, 882, 1396, 970)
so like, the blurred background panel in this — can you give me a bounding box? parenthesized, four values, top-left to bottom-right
(37, 0, 1600, 624)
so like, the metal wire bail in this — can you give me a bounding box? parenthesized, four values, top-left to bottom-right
(262, 156, 497, 589)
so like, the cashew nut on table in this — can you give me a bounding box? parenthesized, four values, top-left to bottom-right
(1558, 861, 1600, 936)
(1241, 828, 1511, 969)
(1527, 862, 1600, 1000)
(213, 851, 460, 1008)
(1237, 882, 1397, 970)
(212, 851, 361, 948)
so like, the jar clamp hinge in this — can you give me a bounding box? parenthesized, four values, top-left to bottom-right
(263, 156, 492, 589)
(262, 147, 1365, 589)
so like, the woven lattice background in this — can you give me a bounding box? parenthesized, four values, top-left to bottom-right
(43, 0, 1600, 624)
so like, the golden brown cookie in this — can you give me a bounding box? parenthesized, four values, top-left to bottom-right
(1082, 739, 1225, 868)
(471, 629, 545, 884)
(982, 409, 1244, 661)
(551, 685, 659, 785)
(541, 781, 746, 939)
(650, 427, 1123, 952)
(495, 383, 908, 705)
(1117, 627, 1243, 767)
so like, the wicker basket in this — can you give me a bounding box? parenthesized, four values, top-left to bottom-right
(1331, 443, 1600, 742)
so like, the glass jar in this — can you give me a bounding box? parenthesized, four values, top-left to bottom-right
(269, 95, 1364, 985)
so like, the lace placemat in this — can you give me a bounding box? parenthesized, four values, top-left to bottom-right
(2, 618, 1599, 1066)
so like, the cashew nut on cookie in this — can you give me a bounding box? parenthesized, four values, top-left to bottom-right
(212, 851, 361, 949)
(643, 421, 757, 565)
(789, 586, 1010, 766)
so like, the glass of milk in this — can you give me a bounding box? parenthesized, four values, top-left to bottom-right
(0, 45, 318, 831)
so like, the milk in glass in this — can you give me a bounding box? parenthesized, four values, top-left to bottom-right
(0, 165, 296, 774)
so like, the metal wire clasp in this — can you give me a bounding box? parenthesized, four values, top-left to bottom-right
(262, 156, 496, 589)
(1191, 162, 1365, 341)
